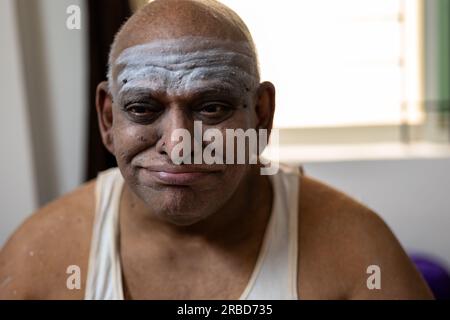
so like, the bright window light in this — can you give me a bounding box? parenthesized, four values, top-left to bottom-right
(220, 0, 424, 128)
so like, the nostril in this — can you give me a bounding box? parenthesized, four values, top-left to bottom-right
(158, 141, 168, 155)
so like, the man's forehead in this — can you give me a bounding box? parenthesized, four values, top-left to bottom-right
(112, 36, 256, 69)
(109, 36, 259, 98)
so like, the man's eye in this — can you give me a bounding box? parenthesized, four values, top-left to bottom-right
(195, 103, 235, 124)
(127, 105, 152, 114)
(123, 103, 163, 123)
(199, 104, 230, 115)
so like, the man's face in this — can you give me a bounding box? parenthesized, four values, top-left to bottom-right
(108, 37, 260, 225)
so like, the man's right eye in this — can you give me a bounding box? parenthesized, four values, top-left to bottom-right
(123, 103, 163, 123)
(126, 104, 152, 114)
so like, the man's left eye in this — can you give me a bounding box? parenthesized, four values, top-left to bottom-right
(199, 103, 229, 115)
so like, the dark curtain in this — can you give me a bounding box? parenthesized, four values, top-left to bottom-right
(85, 0, 132, 181)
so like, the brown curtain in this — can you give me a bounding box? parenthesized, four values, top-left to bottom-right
(85, 0, 132, 181)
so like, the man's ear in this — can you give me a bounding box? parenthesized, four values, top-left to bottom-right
(96, 81, 115, 155)
(254, 81, 276, 132)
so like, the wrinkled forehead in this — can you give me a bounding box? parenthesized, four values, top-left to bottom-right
(108, 36, 259, 99)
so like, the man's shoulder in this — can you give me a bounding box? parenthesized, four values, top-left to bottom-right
(297, 174, 433, 299)
(0, 179, 97, 299)
(297, 174, 384, 290)
(298, 174, 381, 233)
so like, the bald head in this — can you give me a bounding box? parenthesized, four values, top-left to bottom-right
(107, 0, 260, 94)
(95, 0, 276, 226)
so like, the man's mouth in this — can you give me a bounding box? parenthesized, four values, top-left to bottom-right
(138, 165, 222, 186)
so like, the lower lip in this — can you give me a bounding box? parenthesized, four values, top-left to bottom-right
(143, 170, 215, 185)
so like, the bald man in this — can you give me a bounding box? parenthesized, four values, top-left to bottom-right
(0, 0, 432, 300)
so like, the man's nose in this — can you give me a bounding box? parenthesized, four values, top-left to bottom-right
(156, 107, 196, 160)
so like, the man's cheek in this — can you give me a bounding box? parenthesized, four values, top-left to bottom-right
(113, 123, 157, 164)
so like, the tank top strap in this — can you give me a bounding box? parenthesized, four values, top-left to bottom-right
(241, 164, 301, 300)
(85, 167, 125, 300)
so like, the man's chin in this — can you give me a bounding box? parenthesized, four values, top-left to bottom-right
(151, 207, 210, 227)
(143, 193, 212, 226)
(133, 183, 222, 226)
(162, 214, 206, 227)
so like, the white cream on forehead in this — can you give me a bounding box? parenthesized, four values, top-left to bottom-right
(108, 37, 259, 101)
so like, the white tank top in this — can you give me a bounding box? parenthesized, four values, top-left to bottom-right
(85, 164, 302, 300)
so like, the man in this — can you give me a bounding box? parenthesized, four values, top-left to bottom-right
(0, 0, 432, 299)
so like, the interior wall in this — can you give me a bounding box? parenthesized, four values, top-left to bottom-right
(0, 0, 88, 247)
(0, 0, 38, 246)
(16, 0, 88, 206)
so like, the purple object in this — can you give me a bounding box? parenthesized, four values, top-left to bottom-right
(410, 253, 450, 300)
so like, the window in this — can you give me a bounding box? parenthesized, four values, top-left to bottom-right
(221, 0, 423, 129)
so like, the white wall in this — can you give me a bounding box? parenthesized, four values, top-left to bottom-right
(16, 0, 88, 206)
(0, 0, 38, 247)
(302, 158, 450, 267)
(0, 0, 88, 246)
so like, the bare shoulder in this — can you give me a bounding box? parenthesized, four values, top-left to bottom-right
(0, 179, 96, 299)
(297, 174, 433, 299)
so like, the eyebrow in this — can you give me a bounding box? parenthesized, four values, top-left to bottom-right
(117, 82, 245, 104)
(116, 87, 156, 105)
(187, 84, 243, 101)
